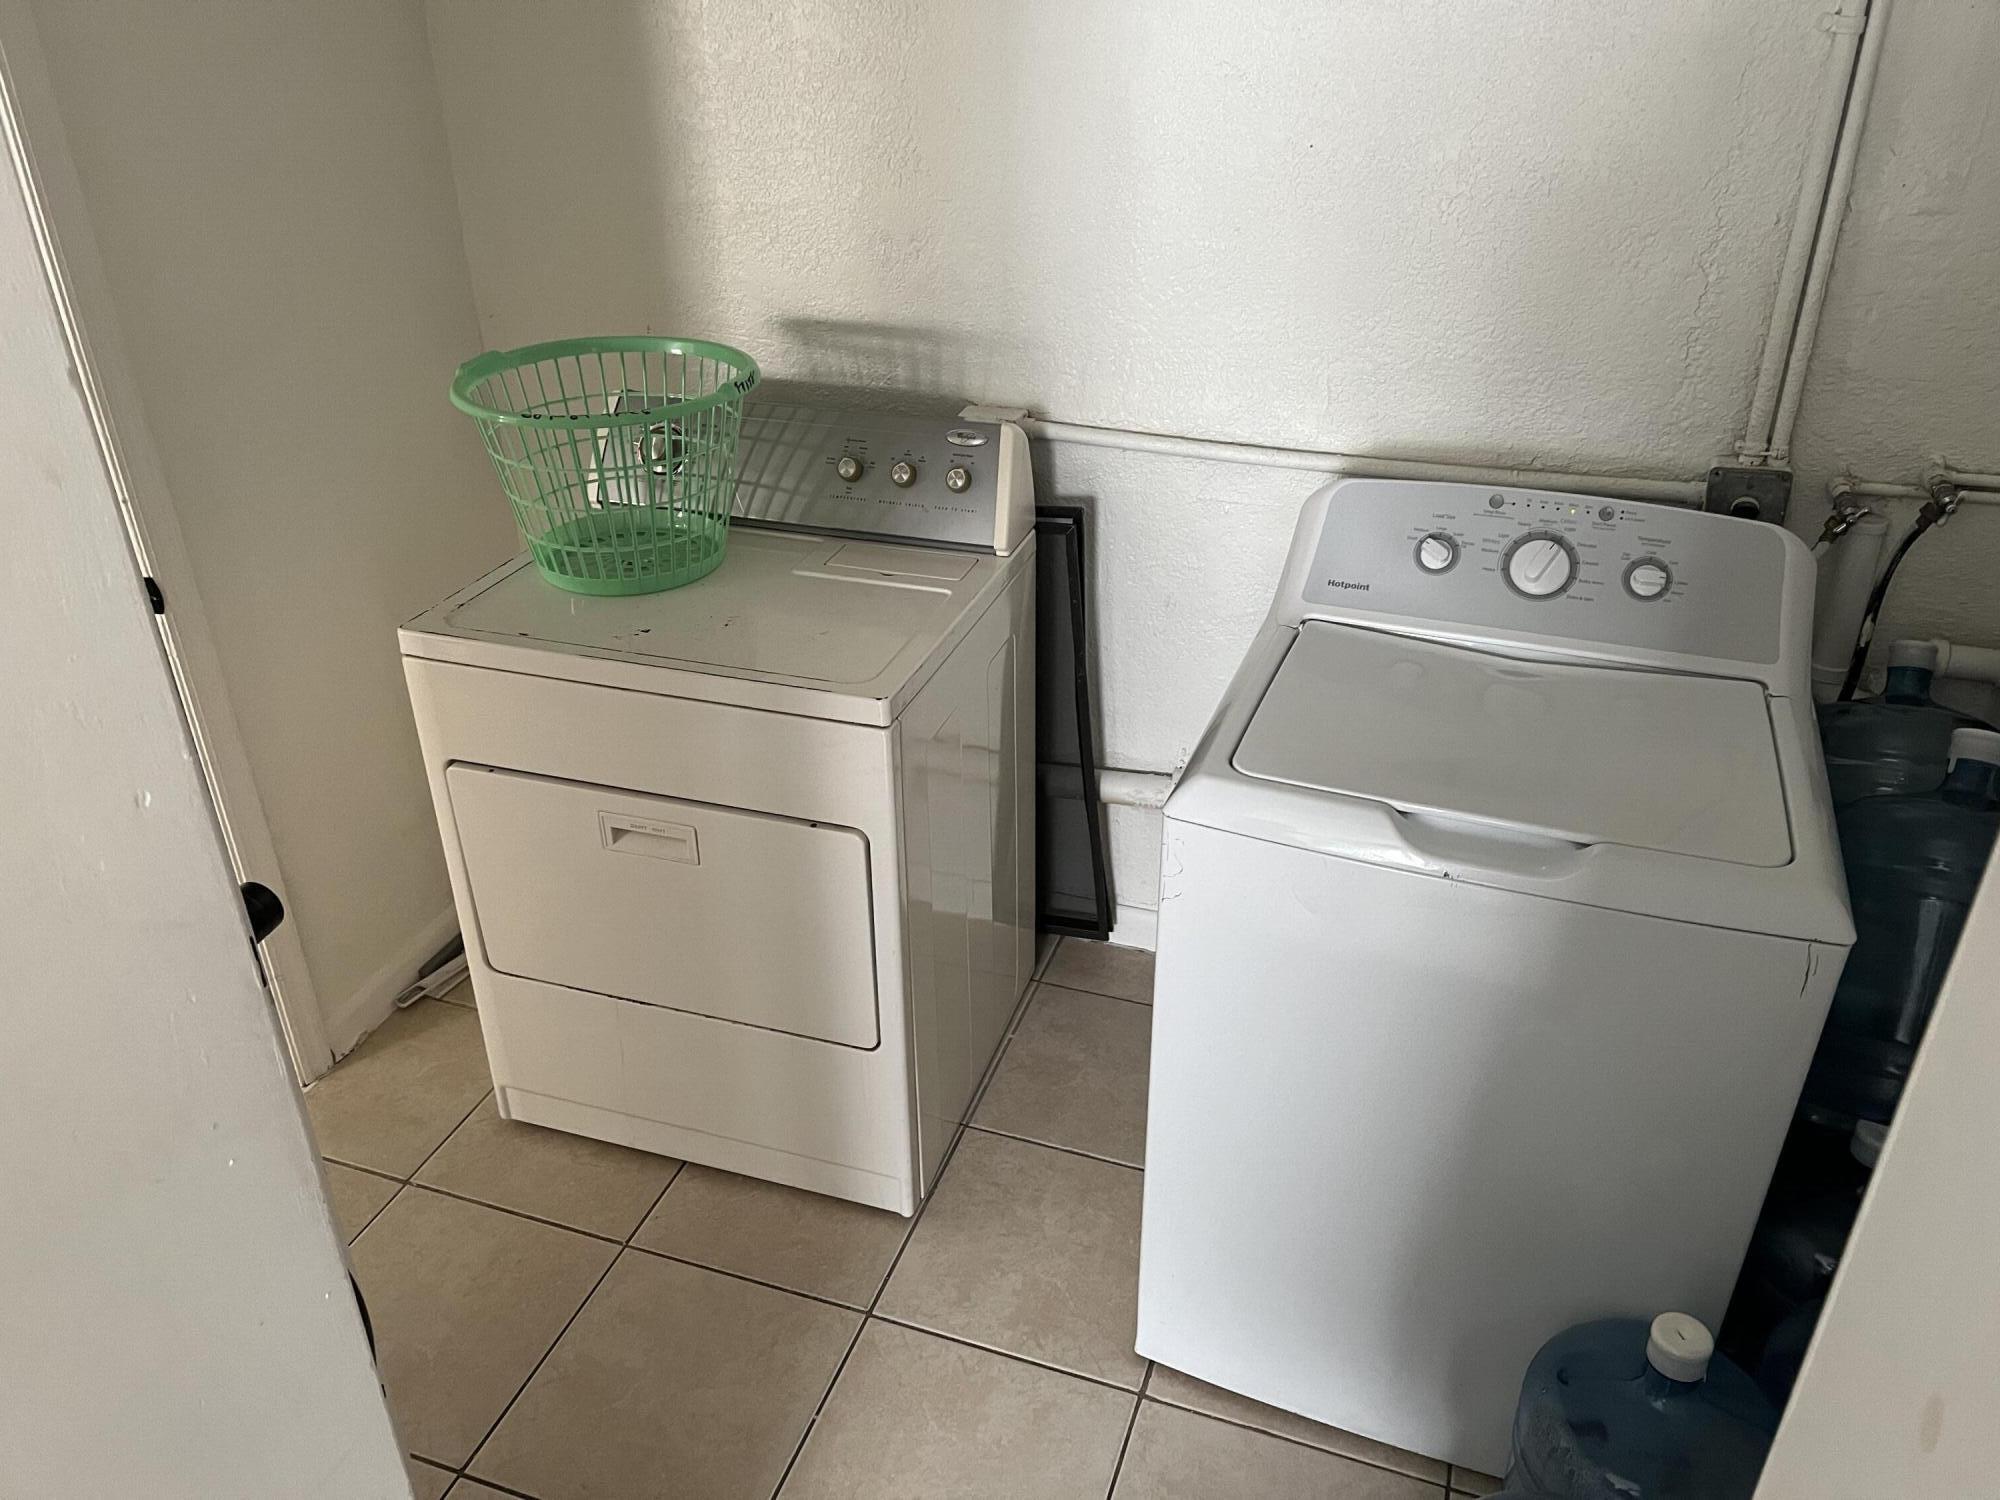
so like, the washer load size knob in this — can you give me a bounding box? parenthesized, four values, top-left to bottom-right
(1503, 534, 1577, 598)
(1416, 533, 1458, 573)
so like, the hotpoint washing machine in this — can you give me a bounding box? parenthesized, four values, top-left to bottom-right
(400, 404, 1036, 1214)
(1136, 478, 1853, 1473)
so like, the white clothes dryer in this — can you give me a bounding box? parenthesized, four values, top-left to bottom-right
(401, 405, 1036, 1214)
(1136, 478, 1853, 1472)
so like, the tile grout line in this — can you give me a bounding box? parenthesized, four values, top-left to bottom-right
(389, 1180, 630, 1249)
(345, 1183, 403, 1246)
(368, 957, 1173, 1496)
(764, 955, 1157, 1492)
(763, 1311, 869, 1500)
(623, 1241, 874, 1318)
(404, 1085, 498, 1185)
(1139, 1387, 1457, 1487)
(1041, 935, 1157, 1008)
(961, 1121, 1144, 1173)
(438, 1471, 538, 1500)
(324, 1148, 412, 1246)
(367, 1007, 1091, 1478)
(765, 993, 1045, 1500)
(1037, 976, 1155, 1010)
(865, 1310, 1149, 1397)
(762, 1071, 970, 1500)
(1100, 1380, 1148, 1500)
(446, 1161, 685, 1492)
(324, 1158, 406, 1186)
(335, 1071, 493, 1251)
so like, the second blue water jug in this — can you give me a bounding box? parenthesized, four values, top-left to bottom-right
(1508, 1313, 1777, 1500)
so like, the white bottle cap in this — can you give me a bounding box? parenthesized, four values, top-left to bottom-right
(1886, 639, 1939, 671)
(1947, 727, 2000, 768)
(1646, 1312, 1714, 1383)
(1852, 1120, 1887, 1168)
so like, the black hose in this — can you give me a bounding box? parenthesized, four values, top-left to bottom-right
(1836, 514, 1937, 701)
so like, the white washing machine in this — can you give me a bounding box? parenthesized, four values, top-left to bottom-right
(400, 405, 1036, 1214)
(1136, 478, 1854, 1473)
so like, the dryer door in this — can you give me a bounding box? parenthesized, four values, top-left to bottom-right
(447, 764, 878, 1047)
(1232, 622, 1791, 867)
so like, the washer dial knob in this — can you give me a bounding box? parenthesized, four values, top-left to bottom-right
(1503, 534, 1577, 598)
(835, 454, 863, 482)
(1625, 559, 1672, 599)
(1416, 533, 1458, 573)
(889, 460, 917, 488)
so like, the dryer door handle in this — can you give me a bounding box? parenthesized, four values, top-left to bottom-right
(599, 812, 701, 865)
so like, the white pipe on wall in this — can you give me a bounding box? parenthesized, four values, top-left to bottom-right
(1837, 475, 2000, 503)
(1020, 417, 1708, 505)
(1740, 0, 1870, 461)
(1811, 511, 1890, 702)
(1922, 638, 2000, 686)
(1769, 0, 1896, 464)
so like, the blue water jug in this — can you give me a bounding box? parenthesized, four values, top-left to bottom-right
(1723, 1119, 1883, 1404)
(1508, 1314, 1777, 1500)
(1756, 1298, 1822, 1408)
(1803, 727, 2000, 1123)
(1817, 640, 1992, 806)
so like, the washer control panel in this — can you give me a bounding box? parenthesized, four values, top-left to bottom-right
(1301, 481, 1786, 664)
(729, 403, 1004, 550)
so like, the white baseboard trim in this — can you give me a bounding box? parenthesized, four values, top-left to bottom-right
(320, 905, 461, 1060)
(1109, 903, 1159, 952)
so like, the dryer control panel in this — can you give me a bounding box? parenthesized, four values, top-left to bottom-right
(729, 402, 1033, 555)
(1299, 480, 1788, 665)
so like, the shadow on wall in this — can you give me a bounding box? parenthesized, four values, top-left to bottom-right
(768, 317, 1022, 415)
(433, 2, 1043, 414)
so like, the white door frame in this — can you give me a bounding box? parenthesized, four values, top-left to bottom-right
(0, 4, 331, 1081)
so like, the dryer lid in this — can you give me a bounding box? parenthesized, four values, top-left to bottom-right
(1232, 622, 1792, 867)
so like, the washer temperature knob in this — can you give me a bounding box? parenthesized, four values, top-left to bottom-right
(1625, 559, 1672, 599)
(1504, 534, 1577, 598)
(1416, 533, 1458, 573)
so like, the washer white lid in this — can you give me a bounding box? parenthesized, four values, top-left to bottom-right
(1232, 622, 1792, 867)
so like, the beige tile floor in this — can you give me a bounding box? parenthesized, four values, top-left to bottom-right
(308, 940, 1500, 1500)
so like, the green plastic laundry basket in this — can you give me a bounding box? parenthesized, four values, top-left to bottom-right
(451, 336, 760, 595)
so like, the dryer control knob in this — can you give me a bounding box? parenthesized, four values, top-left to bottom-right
(1504, 534, 1577, 598)
(1625, 559, 1672, 599)
(1416, 533, 1458, 573)
(890, 460, 917, 488)
(944, 465, 972, 493)
(835, 454, 863, 482)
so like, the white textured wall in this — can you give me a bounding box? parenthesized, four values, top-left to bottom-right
(428, 1, 1826, 473)
(1788, 0, 2000, 651)
(32, 0, 518, 1040)
(427, 0, 1855, 930)
(0, 113, 406, 1497)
